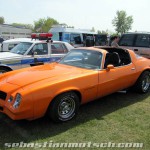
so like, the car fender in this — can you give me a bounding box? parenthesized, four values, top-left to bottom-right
(51, 87, 82, 102)
(31, 85, 82, 120)
(0, 64, 13, 71)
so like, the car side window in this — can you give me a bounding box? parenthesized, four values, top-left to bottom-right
(119, 34, 135, 46)
(135, 34, 150, 47)
(70, 34, 82, 44)
(104, 50, 131, 69)
(51, 43, 68, 54)
(62, 33, 70, 43)
(8, 44, 18, 50)
(28, 43, 48, 55)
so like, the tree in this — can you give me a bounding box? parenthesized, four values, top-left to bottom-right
(97, 30, 108, 34)
(60, 23, 74, 28)
(11, 23, 33, 30)
(91, 27, 95, 32)
(112, 10, 133, 34)
(34, 17, 59, 32)
(0, 17, 5, 24)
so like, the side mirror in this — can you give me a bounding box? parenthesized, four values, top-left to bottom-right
(106, 64, 114, 71)
(70, 42, 74, 46)
(32, 51, 37, 57)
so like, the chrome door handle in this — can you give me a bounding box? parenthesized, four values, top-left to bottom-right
(131, 68, 135, 70)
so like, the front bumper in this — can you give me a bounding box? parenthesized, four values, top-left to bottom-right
(0, 102, 34, 120)
(0, 82, 34, 120)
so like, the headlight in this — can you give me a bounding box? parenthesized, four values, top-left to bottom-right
(8, 96, 13, 102)
(13, 93, 22, 108)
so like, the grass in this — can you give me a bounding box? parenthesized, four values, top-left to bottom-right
(0, 91, 149, 150)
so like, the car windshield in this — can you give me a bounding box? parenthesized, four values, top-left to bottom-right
(59, 49, 102, 69)
(10, 42, 33, 55)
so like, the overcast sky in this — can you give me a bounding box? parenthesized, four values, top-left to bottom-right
(0, 0, 150, 32)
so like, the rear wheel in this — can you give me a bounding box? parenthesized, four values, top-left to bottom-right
(48, 92, 80, 122)
(133, 71, 150, 93)
(0, 67, 12, 74)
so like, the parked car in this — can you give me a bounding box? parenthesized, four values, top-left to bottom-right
(118, 32, 150, 59)
(0, 47, 149, 122)
(0, 37, 4, 43)
(0, 33, 74, 73)
(1, 38, 31, 52)
(0, 37, 4, 51)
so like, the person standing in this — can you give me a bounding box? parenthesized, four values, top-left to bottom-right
(111, 36, 120, 47)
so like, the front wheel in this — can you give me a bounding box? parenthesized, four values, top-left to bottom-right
(133, 71, 150, 93)
(48, 92, 80, 122)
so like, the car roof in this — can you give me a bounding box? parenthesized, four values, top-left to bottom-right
(123, 32, 150, 35)
(3, 38, 72, 45)
(27, 40, 72, 44)
(72, 47, 108, 54)
(3, 38, 32, 43)
(74, 46, 131, 55)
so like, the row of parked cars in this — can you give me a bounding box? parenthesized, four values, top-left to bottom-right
(0, 32, 149, 123)
(0, 32, 150, 72)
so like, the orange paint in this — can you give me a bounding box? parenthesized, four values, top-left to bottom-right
(0, 47, 150, 120)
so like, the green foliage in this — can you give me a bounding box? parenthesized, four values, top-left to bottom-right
(97, 30, 108, 34)
(112, 10, 133, 34)
(34, 17, 59, 32)
(0, 16, 5, 24)
(91, 27, 95, 32)
(11, 23, 33, 30)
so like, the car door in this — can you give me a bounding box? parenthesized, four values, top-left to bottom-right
(21, 43, 50, 68)
(50, 43, 69, 62)
(97, 56, 137, 98)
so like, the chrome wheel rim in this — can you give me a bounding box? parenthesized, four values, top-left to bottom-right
(142, 74, 150, 92)
(58, 96, 75, 119)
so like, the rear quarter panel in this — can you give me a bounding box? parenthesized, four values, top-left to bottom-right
(130, 50, 150, 79)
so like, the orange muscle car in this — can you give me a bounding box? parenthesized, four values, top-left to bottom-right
(0, 47, 150, 122)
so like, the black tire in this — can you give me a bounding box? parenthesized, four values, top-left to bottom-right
(48, 92, 80, 122)
(133, 71, 150, 93)
(0, 67, 12, 74)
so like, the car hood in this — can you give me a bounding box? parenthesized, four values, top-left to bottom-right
(6, 63, 90, 87)
(0, 52, 21, 60)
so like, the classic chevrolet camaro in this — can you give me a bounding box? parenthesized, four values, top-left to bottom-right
(0, 47, 150, 122)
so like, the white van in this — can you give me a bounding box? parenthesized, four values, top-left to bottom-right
(49, 24, 97, 47)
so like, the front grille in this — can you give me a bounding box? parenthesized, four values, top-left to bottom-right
(0, 91, 7, 100)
